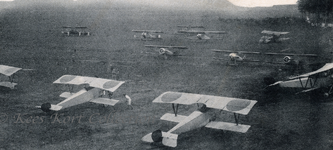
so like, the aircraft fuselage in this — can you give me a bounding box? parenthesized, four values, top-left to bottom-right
(168, 110, 213, 134)
(57, 87, 102, 109)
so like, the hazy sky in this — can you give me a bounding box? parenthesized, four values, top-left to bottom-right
(228, 0, 298, 7)
(0, 0, 298, 8)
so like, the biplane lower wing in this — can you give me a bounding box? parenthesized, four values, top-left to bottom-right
(160, 113, 187, 123)
(296, 87, 320, 94)
(0, 82, 17, 89)
(144, 45, 188, 49)
(132, 30, 163, 33)
(212, 49, 261, 55)
(261, 30, 289, 35)
(205, 121, 251, 133)
(89, 98, 119, 106)
(153, 92, 257, 115)
(186, 34, 211, 40)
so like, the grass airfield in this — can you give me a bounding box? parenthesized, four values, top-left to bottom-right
(1, 2, 333, 150)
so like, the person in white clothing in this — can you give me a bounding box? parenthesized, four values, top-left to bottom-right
(124, 94, 133, 109)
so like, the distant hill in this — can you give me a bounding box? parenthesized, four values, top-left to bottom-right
(6, 0, 301, 19)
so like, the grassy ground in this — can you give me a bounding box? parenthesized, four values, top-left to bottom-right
(1, 2, 333, 150)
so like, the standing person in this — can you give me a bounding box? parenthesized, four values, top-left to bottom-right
(123, 94, 133, 110)
(112, 67, 119, 80)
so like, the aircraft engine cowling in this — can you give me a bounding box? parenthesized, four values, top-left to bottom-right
(41, 103, 52, 112)
(283, 56, 293, 64)
(159, 48, 166, 55)
(141, 32, 147, 38)
(151, 130, 163, 142)
(197, 34, 203, 40)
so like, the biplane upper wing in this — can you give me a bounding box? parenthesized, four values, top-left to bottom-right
(0, 65, 22, 76)
(53, 75, 91, 85)
(144, 45, 188, 49)
(132, 30, 163, 33)
(88, 78, 125, 92)
(177, 25, 204, 28)
(212, 49, 261, 55)
(178, 30, 226, 34)
(153, 91, 257, 115)
(289, 63, 333, 79)
(261, 30, 289, 35)
(53, 75, 125, 92)
(204, 31, 227, 34)
(75, 26, 87, 28)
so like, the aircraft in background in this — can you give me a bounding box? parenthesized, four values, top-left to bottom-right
(62, 26, 90, 36)
(132, 30, 163, 40)
(0, 65, 33, 89)
(259, 30, 290, 44)
(267, 63, 333, 98)
(36, 75, 125, 112)
(142, 91, 257, 147)
(144, 45, 188, 59)
(180, 30, 227, 41)
(212, 49, 317, 66)
(176, 25, 204, 33)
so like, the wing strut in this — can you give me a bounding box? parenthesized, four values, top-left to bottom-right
(66, 84, 74, 93)
(172, 103, 179, 116)
(8, 76, 13, 83)
(234, 113, 239, 125)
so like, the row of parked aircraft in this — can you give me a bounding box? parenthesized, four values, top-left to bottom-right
(3, 61, 333, 147)
(132, 25, 290, 44)
(0, 64, 257, 147)
(0, 25, 324, 148)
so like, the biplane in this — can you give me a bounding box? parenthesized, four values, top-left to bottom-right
(176, 25, 204, 33)
(180, 30, 227, 41)
(144, 45, 188, 59)
(268, 63, 333, 97)
(259, 30, 290, 44)
(36, 75, 125, 112)
(212, 49, 317, 66)
(142, 91, 257, 147)
(0, 65, 32, 89)
(132, 30, 163, 40)
(61, 26, 90, 36)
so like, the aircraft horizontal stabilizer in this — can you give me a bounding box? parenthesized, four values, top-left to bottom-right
(142, 133, 154, 143)
(205, 121, 251, 133)
(162, 132, 178, 147)
(59, 92, 74, 98)
(160, 113, 187, 123)
(0, 82, 17, 89)
(90, 98, 119, 106)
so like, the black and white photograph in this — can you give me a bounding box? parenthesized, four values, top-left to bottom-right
(1, 0, 333, 149)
